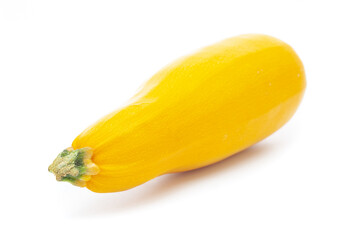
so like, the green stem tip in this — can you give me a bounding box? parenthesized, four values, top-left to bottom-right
(48, 147, 99, 187)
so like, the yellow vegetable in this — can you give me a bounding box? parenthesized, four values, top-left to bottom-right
(49, 34, 306, 193)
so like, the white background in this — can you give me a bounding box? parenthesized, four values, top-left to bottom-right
(1, 1, 360, 239)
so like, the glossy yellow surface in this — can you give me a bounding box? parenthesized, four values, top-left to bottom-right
(72, 34, 306, 193)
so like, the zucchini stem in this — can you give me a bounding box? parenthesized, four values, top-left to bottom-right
(48, 147, 99, 187)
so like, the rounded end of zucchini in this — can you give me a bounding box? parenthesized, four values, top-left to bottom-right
(48, 147, 99, 187)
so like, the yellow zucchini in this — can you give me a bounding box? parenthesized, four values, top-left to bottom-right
(49, 34, 306, 193)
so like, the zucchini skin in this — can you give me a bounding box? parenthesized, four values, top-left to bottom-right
(57, 34, 306, 193)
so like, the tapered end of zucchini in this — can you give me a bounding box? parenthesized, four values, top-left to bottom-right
(48, 147, 99, 187)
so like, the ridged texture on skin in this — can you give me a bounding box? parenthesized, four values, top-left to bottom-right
(71, 34, 306, 193)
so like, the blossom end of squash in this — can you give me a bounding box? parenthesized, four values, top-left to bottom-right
(48, 147, 99, 187)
